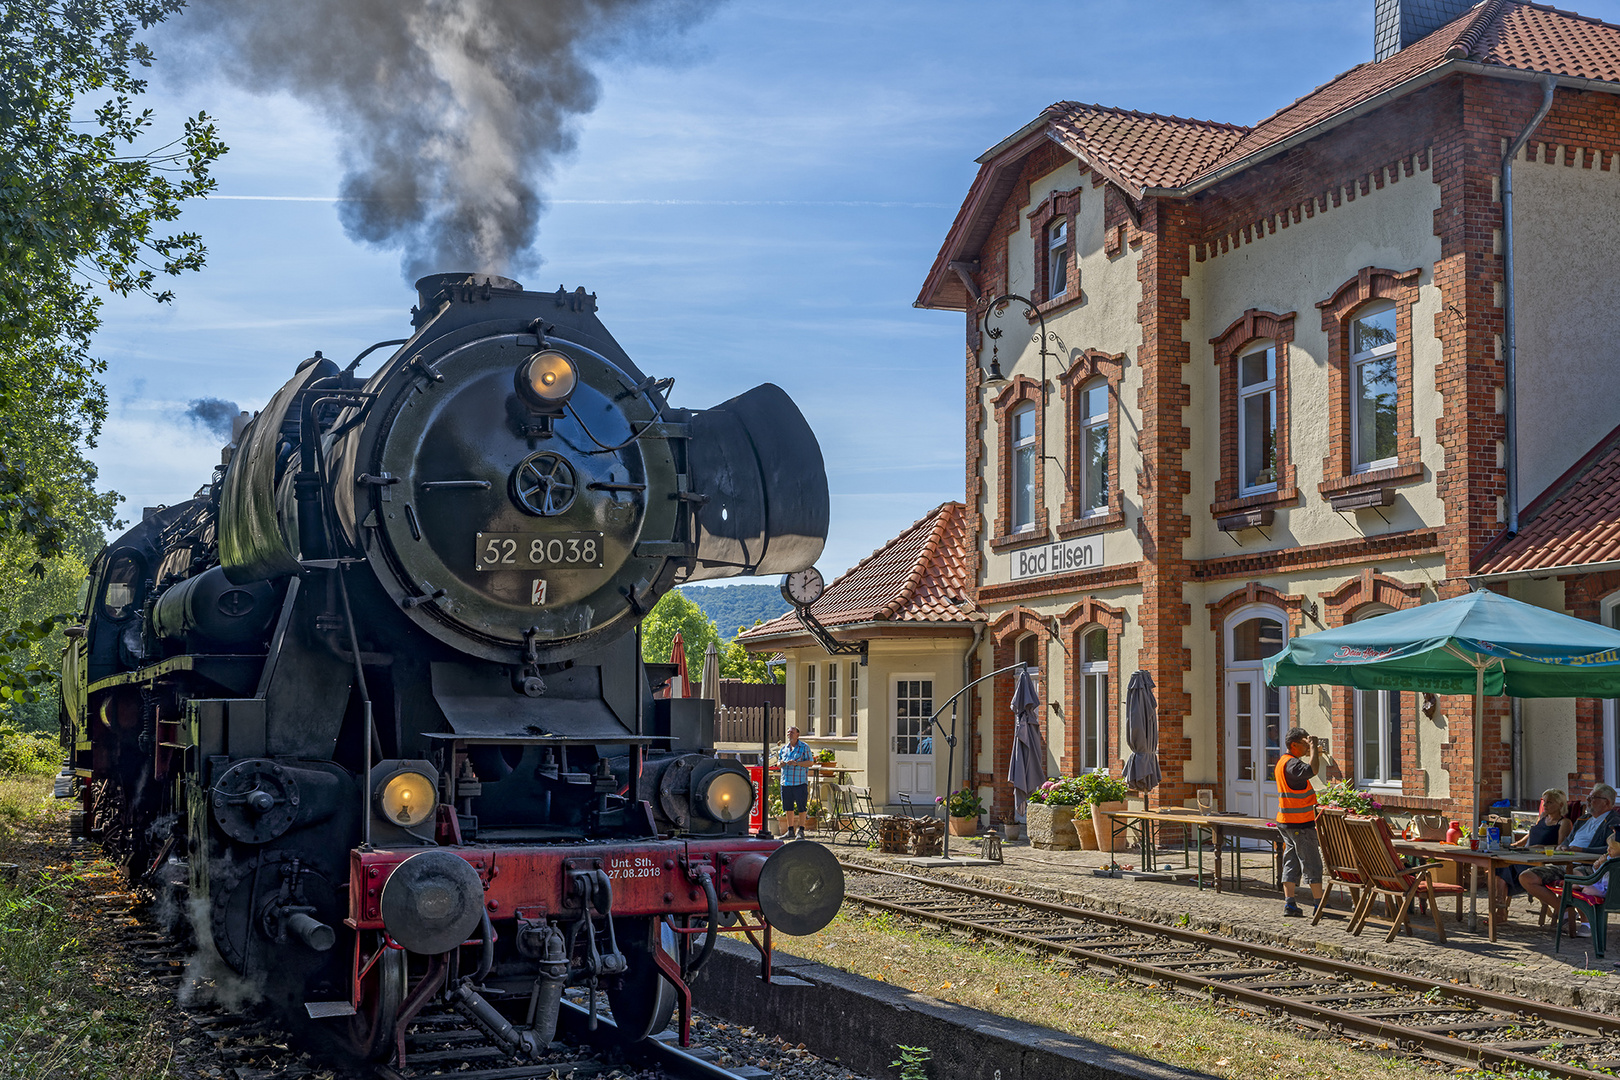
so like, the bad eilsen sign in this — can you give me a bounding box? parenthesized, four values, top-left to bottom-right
(1009, 536, 1105, 581)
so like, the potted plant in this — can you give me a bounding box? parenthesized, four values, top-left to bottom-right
(805, 798, 824, 832)
(938, 789, 984, 836)
(1316, 778, 1383, 816)
(1076, 772, 1131, 854)
(1025, 777, 1087, 850)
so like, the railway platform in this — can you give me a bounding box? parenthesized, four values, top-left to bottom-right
(822, 833, 1620, 1015)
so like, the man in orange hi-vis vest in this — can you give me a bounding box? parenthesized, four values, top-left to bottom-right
(1275, 726, 1325, 918)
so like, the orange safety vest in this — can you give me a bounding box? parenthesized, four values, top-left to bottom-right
(1274, 754, 1318, 825)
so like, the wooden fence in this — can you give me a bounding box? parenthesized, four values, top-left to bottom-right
(714, 703, 786, 747)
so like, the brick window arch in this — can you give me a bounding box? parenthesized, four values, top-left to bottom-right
(1027, 185, 1082, 310)
(1057, 350, 1127, 536)
(1058, 597, 1126, 775)
(1322, 569, 1426, 794)
(1317, 267, 1423, 497)
(1207, 583, 1307, 798)
(991, 376, 1050, 550)
(988, 607, 1053, 819)
(1209, 309, 1299, 517)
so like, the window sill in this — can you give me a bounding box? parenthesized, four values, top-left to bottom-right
(1319, 461, 1424, 496)
(1026, 292, 1085, 321)
(989, 527, 1054, 553)
(1057, 510, 1126, 538)
(1209, 485, 1299, 517)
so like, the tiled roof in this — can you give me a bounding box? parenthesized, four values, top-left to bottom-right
(919, 1, 1620, 310)
(1475, 422, 1620, 575)
(1047, 105, 1246, 193)
(738, 502, 974, 642)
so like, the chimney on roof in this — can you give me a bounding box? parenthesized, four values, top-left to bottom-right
(1373, 0, 1477, 61)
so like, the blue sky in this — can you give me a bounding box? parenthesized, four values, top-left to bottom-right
(91, 0, 1620, 581)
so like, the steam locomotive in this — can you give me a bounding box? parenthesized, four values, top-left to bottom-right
(58, 273, 842, 1064)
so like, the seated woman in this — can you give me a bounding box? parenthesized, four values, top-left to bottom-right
(1491, 788, 1572, 922)
(1519, 784, 1617, 924)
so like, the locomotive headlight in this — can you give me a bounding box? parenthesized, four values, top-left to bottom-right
(696, 768, 754, 823)
(378, 768, 437, 827)
(516, 350, 578, 412)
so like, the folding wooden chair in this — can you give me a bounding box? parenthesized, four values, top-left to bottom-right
(1343, 815, 1463, 943)
(1311, 807, 1366, 925)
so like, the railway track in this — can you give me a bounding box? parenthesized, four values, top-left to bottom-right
(118, 906, 781, 1079)
(839, 863, 1620, 1080)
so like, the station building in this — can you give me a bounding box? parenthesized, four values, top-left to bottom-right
(913, 0, 1620, 828)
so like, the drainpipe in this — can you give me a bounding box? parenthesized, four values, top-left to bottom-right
(1511, 697, 1524, 807)
(1501, 75, 1556, 536)
(964, 620, 987, 790)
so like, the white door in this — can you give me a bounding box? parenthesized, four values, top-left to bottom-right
(1224, 609, 1288, 822)
(890, 676, 935, 805)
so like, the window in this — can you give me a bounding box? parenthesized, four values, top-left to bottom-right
(826, 663, 838, 735)
(1350, 303, 1398, 471)
(804, 663, 816, 734)
(1080, 628, 1108, 771)
(848, 662, 859, 736)
(894, 679, 934, 754)
(1238, 344, 1277, 493)
(1047, 218, 1069, 300)
(1352, 606, 1403, 787)
(1016, 633, 1039, 678)
(1011, 404, 1037, 531)
(1079, 381, 1109, 515)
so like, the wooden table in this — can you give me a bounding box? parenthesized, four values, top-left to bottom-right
(1107, 809, 1283, 894)
(1392, 839, 1592, 941)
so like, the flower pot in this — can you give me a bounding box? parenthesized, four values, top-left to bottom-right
(949, 815, 978, 836)
(1091, 800, 1128, 854)
(1072, 815, 1098, 850)
(999, 821, 1022, 841)
(1027, 802, 1079, 850)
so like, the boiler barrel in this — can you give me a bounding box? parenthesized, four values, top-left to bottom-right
(151, 566, 277, 646)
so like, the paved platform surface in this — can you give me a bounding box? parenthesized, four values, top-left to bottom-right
(816, 830, 1620, 1015)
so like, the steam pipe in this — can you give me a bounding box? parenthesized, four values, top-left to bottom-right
(1501, 75, 1556, 536)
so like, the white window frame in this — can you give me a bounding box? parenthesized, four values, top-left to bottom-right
(1080, 379, 1109, 517)
(892, 675, 935, 756)
(804, 663, 816, 735)
(848, 661, 859, 737)
(1350, 604, 1404, 791)
(1010, 403, 1037, 531)
(1047, 217, 1069, 299)
(1605, 593, 1620, 792)
(1350, 301, 1398, 472)
(1080, 627, 1109, 772)
(826, 662, 838, 735)
(1237, 342, 1278, 495)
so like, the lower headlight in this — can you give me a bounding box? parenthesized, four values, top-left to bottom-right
(697, 768, 754, 822)
(379, 769, 437, 827)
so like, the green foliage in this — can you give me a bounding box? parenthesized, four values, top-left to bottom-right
(0, 544, 87, 733)
(641, 588, 720, 667)
(937, 788, 984, 817)
(676, 584, 788, 640)
(890, 1045, 931, 1080)
(1028, 772, 1129, 806)
(721, 626, 779, 683)
(1317, 778, 1383, 814)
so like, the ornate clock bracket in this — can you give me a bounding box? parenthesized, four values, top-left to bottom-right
(792, 606, 868, 666)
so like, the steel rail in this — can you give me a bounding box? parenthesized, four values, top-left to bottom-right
(557, 998, 757, 1080)
(840, 864, 1615, 1080)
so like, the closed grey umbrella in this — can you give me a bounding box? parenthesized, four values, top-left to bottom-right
(1007, 667, 1047, 797)
(1122, 669, 1160, 792)
(700, 641, 722, 701)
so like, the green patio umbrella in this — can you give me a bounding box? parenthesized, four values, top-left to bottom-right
(1264, 588, 1620, 832)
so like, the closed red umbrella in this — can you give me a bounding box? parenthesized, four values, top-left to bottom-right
(669, 632, 690, 699)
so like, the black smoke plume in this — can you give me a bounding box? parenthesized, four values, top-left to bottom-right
(185, 397, 239, 440)
(172, 0, 717, 280)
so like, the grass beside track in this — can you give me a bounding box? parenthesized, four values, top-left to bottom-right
(803, 906, 1456, 1080)
(0, 773, 179, 1080)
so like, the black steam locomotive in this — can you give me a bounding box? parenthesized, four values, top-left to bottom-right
(58, 273, 842, 1064)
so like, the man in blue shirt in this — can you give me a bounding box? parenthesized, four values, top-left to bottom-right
(775, 726, 815, 840)
(1519, 783, 1617, 919)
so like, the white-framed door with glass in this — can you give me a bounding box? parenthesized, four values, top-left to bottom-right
(890, 674, 936, 805)
(1223, 607, 1288, 822)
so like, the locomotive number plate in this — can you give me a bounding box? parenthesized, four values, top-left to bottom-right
(475, 532, 605, 570)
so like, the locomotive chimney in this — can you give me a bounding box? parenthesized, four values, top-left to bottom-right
(414, 273, 524, 316)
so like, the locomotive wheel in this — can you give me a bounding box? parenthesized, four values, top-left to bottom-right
(327, 941, 406, 1064)
(606, 919, 678, 1040)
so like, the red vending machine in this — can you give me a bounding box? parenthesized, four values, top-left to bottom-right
(748, 764, 766, 833)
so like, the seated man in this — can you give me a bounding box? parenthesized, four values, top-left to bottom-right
(1519, 783, 1617, 921)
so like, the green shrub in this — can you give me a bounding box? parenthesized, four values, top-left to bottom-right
(1027, 772, 1129, 806)
(0, 725, 58, 776)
